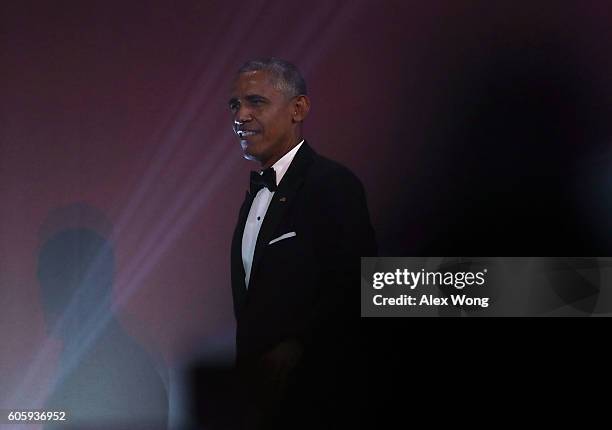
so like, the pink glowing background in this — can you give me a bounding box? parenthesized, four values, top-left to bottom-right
(2, 1, 612, 427)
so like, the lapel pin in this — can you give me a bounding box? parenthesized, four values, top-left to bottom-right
(279, 197, 287, 202)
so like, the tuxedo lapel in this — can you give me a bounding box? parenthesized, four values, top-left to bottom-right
(231, 190, 254, 298)
(249, 143, 315, 287)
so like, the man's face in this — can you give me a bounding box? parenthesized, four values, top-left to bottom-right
(229, 70, 296, 168)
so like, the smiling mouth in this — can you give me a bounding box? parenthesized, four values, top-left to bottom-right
(236, 130, 259, 138)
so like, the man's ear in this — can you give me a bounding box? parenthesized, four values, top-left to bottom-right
(292, 95, 311, 123)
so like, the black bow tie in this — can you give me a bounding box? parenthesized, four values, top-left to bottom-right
(250, 167, 277, 194)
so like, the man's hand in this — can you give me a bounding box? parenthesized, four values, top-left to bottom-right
(257, 339, 304, 408)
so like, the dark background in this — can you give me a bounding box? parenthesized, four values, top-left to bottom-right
(2, 0, 612, 427)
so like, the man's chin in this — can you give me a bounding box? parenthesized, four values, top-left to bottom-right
(242, 152, 259, 163)
(241, 143, 261, 163)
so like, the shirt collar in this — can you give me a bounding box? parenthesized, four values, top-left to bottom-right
(267, 139, 304, 186)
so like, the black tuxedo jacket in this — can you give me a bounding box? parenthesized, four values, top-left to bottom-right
(231, 142, 377, 367)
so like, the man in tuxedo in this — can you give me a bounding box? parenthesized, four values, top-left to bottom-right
(229, 58, 376, 429)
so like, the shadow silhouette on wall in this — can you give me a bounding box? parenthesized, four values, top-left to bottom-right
(38, 203, 168, 430)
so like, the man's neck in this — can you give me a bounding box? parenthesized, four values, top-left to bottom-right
(261, 136, 303, 170)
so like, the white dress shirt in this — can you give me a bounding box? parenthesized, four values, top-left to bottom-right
(242, 140, 304, 288)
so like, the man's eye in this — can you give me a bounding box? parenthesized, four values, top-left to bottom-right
(230, 103, 239, 111)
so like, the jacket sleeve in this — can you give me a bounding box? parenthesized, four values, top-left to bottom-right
(295, 166, 377, 351)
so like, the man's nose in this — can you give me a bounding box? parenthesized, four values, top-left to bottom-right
(235, 105, 252, 124)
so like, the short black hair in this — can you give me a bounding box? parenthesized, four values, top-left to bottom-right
(238, 57, 307, 98)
